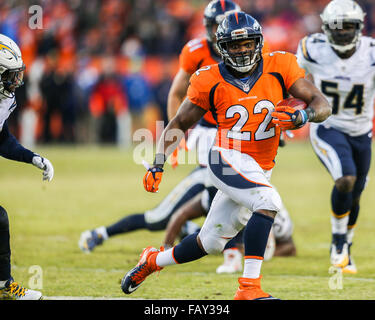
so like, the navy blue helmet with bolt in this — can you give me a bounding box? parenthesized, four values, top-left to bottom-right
(203, 0, 241, 42)
(216, 11, 263, 73)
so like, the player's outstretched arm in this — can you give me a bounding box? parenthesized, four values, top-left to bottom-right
(167, 69, 191, 121)
(157, 98, 206, 159)
(143, 99, 206, 193)
(272, 78, 331, 130)
(163, 193, 206, 248)
(0, 121, 54, 182)
(288, 78, 331, 124)
(167, 69, 191, 168)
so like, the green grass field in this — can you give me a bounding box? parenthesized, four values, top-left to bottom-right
(1, 141, 375, 300)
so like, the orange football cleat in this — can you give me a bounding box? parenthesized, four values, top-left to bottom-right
(234, 276, 278, 300)
(121, 246, 164, 294)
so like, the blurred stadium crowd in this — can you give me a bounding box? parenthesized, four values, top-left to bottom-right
(1, 0, 374, 146)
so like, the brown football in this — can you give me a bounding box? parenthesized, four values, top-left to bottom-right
(277, 97, 307, 110)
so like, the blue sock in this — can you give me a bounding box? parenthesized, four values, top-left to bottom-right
(0, 206, 11, 281)
(331, 186, 352, 217)
(106, 214, 146, 237)
(244, 212, 274, 258)
(348, 202, 359, 228)
(173, 232, 207, 264)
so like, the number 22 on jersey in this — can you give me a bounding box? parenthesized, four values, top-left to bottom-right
(225, 100, 276, 141)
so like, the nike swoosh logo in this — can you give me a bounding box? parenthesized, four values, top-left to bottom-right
(121, 271, 141, 293)
(127, 283, 141, 293)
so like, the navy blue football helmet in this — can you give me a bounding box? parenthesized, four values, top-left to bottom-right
(203, 0, 241, 42)
(216, 12, 263, 73)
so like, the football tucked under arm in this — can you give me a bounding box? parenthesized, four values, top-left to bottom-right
(271, 98, 309, 130)
(288, 78, 332, 123)
(272, 78, 332, 130)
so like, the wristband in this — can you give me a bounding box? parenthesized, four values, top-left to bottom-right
(153, 153, 166, 168)
(299, 109, 308, 125)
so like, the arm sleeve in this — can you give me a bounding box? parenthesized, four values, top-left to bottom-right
(186, 72, 212, 112)
(0, 121, 35, 163)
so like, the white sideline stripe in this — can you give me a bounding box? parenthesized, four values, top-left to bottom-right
(36, 275, 375, 300)
(45, 296, 138, 300)
(12, 265, 375, 283)
(12, 265, 126, 273)
(274, 274, 375, 283)
(45, 296, 183, 300)
(45, 296, 143, 300)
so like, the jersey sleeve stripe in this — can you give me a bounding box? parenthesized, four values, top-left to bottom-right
(268, 72, 288, 99)
(301, 36, 318, 64)
(8, 101, 17, 111)
(196, 58, 204, 71)
(209, 82, 220, 123)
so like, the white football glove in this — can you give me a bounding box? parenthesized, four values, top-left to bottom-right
(32, 155, 54, 182)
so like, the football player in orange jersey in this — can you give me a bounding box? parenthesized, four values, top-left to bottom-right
(167, 0, 296, 273)
(78, 1, 290, 269)
(121, 12, 331, 300)
(78, 0, 241, 255)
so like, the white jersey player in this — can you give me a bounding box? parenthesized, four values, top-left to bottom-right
(0, 34, 54, 300)
(296, 0, 373, 273)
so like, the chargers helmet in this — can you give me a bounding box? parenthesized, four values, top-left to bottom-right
(216, 12, 263, 73)
(204, 0, 241, 42)
(321, 0, 366, 53)
(0, 34, 25, 99)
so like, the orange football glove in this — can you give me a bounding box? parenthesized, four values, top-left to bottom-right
(271, 106, 308, 130)
(143, 167, 164, 193)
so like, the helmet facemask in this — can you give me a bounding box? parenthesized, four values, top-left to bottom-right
(0, 64, 25, 98)
(218, 34, 263, 73)
(322, 20, 364, 53)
